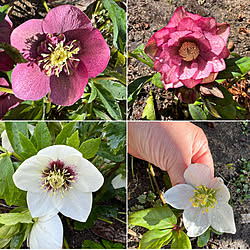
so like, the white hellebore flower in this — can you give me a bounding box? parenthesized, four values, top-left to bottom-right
(28, 213, 63, 249)
(13, 145, 104, 222)
(164, 163, 236, 237)
(111, 174, 126, 189)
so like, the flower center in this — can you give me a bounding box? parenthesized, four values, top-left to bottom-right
(179, 41, 199, 61)
(190, 185, 217, 213)
(41, 160, 76, 197)
(37, 33, 80, 77)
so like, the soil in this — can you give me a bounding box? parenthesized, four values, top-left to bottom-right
(128, 121, 250, 249)
(128, 0, 250, 120)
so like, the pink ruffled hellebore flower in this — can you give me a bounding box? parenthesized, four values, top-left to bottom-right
(10, 5, 110, 105)
(0, 78, 21, 119)
(145, 6, 230, 89)
(0, 12, 14, 71)
(164, 163, 236, 237)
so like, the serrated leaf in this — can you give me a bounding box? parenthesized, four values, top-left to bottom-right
(0, 211, 32, 225)
(151, 72, 164, 88)
(79, 137, 101, 159)
(66, 130, 80, 149)
(139, 229, 172, 249)
(95, 84, 122, 120)
(54, 122, 76, 145)
(129, 206, 177, 230)
(197, 228, 210, 247)
(18, 132, 37, 159)
(142, 92, 156, 120)
(188, 104, 207, 120)
(171, 231, 191, 249)
(102, 0, 126, 53)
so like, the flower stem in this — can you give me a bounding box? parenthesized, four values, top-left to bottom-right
(94, 76, 118, 81)
(0, 87, 13, 94)
(11, 152, 23, 162)
(41, 0, 50, 13)
(129, 52, 154, 68)
(148, 163, 166, 205)
(97, 217, 113, 224)
(112, 216, 126, 224)
(131, 156, 135, 179)
(63, 237, 70, 249)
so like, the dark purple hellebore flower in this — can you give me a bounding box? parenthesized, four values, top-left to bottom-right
(0, 77, 22, 119)
(10, 5, 110, 106)
(0, 13, 14, 72)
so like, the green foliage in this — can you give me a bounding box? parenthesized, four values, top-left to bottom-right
(54, 122, 76, 145)
(31, 122, 51, 150)
(188, 104, 207, 120)
(129, 206, 177, 230)
(66, 130, 80, 149)
(82, 239, 124, 249)
(151, 73, 164, 88)
(79, 137, 101, 159)
(171, 231, 191, 249)
(197, 228, 210, 247)
(0, 5, 9, 23)
(0, 210, 32, 225)
(142, 91, 156, 120)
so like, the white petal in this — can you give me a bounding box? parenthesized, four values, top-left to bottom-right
(163, 184, 194, 209)
(66, 155, 104, 192)
(209, 203, 236, 234)
(27, 191, 58, 218)
(29, 214, 63, 249)
(184, 163, 212, 187)
(1, 130, 13, 152)
(111, 174, 126, 189)
(13, 155, 52, 192)
(209, 177, 230, 203)
(37, 145, 82, 161)
(183, 207, 210, 237)
(60, 189, 92, 222)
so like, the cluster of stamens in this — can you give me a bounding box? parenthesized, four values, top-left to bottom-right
(190, 185, 217, 213)
(37, 33, 81, 77)
(41, 160, 76, 198)
(179, 41, 200, 61)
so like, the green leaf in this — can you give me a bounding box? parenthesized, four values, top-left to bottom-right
(93, 108, 112, 120)
(101, 239, 125, 249)
(0, 5, 9, 24)
(97, 143, 124, 162)
(102, 0, 126, 53)
(201, 98, 221, 119)
(79, 137, 101, 159)
(188, 104, 207, 120)
(82, 240, 103, 249)
(66, 130, 80, 149)
(0, 211, 32, 225)
(151, 73, 164, 88)
(54, 122, 76, 145)
(139, 229, 173, 249)
(18, 132, 37, 159)
(5, 122, 28, 155)
(171, 231, 191, 249)
(102, 122, 126, 154)
(128, 75, 152, 103)
(31, 122, 51, 151)
(95, 83, 122, 120)
(0, 237, 11, 249)
(197, 228, 210, 247)
(10, 223, 32, 249)
(88, 81, 98, 103)
(142, 92, 156, 120)
(128, 206, 177, 230)
(0, 224, 20, 239)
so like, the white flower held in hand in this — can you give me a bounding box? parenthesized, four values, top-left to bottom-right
(13, 145, 104, 222)
(164, 163, 236, 237)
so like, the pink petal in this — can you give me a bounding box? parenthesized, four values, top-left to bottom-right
(168, 30, 192, 47)
(195, 57, 212, 79)
(10, 19, 44, 59)
(43, 5, 92, 35)
(181, 78, 202, 88)
(66, 28, 110, 78)
(153, 27, 172, 47)
(179, 61, 198, 80)
(204, 32, 226, 56)
(216, 23, 230, 44)
(0, 52, 14, 72)
(161, 44, 182, 66)
(12, 63, 50, 100)
(198, 17, 217, 34)
(49, 62, 88, 106)
(210, 57, 226, 72)
(201, 72, 218, 84)
(177, 17, 202, 33)
(144, 36, 158, 59)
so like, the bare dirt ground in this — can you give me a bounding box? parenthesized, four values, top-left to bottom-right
(128, 0, 250, 120)
(128, 121, 250, 249)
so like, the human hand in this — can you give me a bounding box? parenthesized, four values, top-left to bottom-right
(128, 122, 214, 186)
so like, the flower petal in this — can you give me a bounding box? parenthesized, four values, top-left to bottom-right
(27, 191, 58, 218)
(66, 28, 110, 78)
(209, 177, 230, 203)
(216, 23, 230, 44)
(183, 207, 210, 237)
(209, 203, 236, 234)
(0, 52, 14, 72)
(49, 62, 88, 106)
(60, 190, 92, 222)
(64, 155, 104, 192)
(179, 61, 198, 80)
(43, 5, 92, 34)
(111, 174, 126, 189)
(184, 163, 212, 187)
(29, 213, 63, 249)
(12, 155, 52, 192)
(12, 63, 50, 100)
(163, 184, 194, 209)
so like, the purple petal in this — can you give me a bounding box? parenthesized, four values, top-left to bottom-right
(43, 5, 92, 35)
(12, 63, 50, 100)
(66, 28, 110, 78)
(10, 19, 44, 60)
(0, 17, 12, 44)
(0, 52, 14, 72)
(49, 62, 88, 106)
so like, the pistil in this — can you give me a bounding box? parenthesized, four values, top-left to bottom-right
(179, 41, 199, 61)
